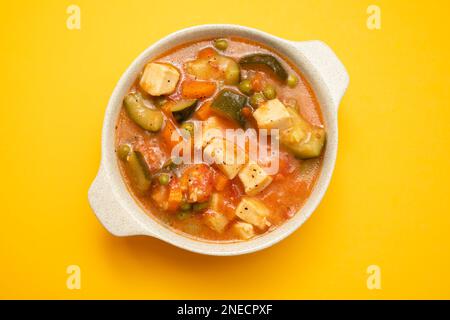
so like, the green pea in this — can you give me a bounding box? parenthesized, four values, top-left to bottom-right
(287, 74, 298, 88)
(192, 202, 209, 212)
(117, 144, 131, 160)
(181, 122, 194, 137)
(213, 39, 228, 51)
(263, 84, 277, 100)
(238, 79, 253, 95)
(158, 173, 170, 185)
(249, 92, 266, 107)
(180, 202, 192, 211)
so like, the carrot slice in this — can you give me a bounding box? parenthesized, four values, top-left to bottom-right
(196, 100, 212, 120)
(181, 80, 217, 99)
(167, 178, 183, 212)
(161, 120, 182, 152)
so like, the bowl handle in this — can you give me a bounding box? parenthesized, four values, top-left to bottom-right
(291, 40, 349, 111)
(88, 166, 151, 237)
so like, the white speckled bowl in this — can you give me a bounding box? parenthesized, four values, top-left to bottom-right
(88, 24, 349, 256)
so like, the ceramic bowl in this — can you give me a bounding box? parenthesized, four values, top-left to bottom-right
(88, 24, 349, 256)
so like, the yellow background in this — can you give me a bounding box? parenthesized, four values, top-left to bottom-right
(1, 0, 449, 299)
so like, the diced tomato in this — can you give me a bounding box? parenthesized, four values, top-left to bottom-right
(181, 80, 216, 99)
(251, 72, 266, 92)
(181, 164, 213, 203)
(195, 100, 212, 120)
(198, 47, 217, 59)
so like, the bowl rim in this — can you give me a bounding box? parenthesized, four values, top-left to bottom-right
(93, 24, 345, 255)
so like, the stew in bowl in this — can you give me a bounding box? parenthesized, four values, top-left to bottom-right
(115, 37, 326, 242)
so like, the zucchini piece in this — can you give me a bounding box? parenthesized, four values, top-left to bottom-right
(124, 93, 164, 132)
(280, 108, 326, 159)
(126, 150, 152, 193)
(170, 99, 198, 122)
(211, 89, 247, 127)
(239, 54, 288, 81)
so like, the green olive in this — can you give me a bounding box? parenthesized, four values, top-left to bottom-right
(263, 84, 277, 100)
(287, 74, 298, 88)
(249, 92, 266, 107)
(181, 122, 194, 137)
(238, 79, 253, 95)
(158, 173, 170, 185)
(117, 144, 131, 160)
(213, 39, 228, 51)
(124, 93, 164, 132)
(180, 202, 192, 211)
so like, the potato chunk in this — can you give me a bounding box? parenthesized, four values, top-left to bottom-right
(203, 137, 246, 179)
(232, 222, 255, 240)
(204, 210, 229, 233)
(235, 198, 271, 230)
(238, 161, 273, 196)
(139, 62, 180, 96)
(252, 98, 292, 130)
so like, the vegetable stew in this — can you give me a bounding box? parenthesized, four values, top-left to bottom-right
(115, 37, 326, 242)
